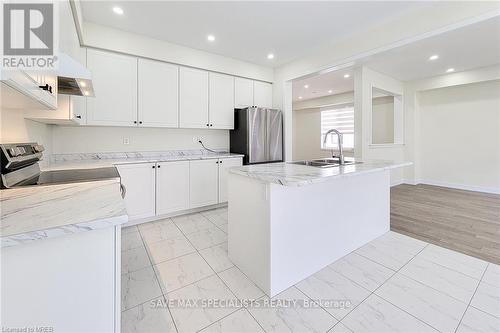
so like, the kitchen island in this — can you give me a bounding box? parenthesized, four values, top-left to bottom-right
(227, 160, 411, 297)
(0, 179, 127, 332)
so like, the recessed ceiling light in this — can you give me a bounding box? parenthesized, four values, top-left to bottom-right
(328, 90, 333, 94)
(267, 53, 274, 60)
(298, 96, 303, 100)
(112, 6, 124, 15)
(207, 35, 215, 42)
(79, 81, 87, 88)
(83, 91, 90, 96)
(446, 68, 455, 73)
(429, 54, 439, 61)
(304, 84, 309, 89)
(343, 74, 350, 78)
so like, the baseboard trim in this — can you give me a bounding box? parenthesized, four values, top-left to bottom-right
(391, 179, 417, 187)
(415, 179, 500, 194)
(123, 203, 228, 228)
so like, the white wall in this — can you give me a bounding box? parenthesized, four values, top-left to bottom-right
(0, 109, 53, 166)
(404, 64, 500, 187)
(372, 96, 395, 144)
(293, 92, 354, 110)
(292, 92, 354, 160)
(82, 22, 273, 83)
(10, 2, 275, 157)
(0, 0, 78, 162)
(292, 109, 330, 161)
(51, 126, 229, 154)
(357, 67, 406, 185)
(417, 80, 500, 193)
(273, 3, 500, 161)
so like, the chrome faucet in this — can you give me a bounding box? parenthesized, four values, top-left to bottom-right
(323, 129, 345, 165)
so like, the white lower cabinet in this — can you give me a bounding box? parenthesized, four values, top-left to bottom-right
(189, 159, 219, 208)
(117, 157, 242, 221)
(156, 161, 190, 215)
(218, 158, 243, 203)
(116, 163, 156, 220)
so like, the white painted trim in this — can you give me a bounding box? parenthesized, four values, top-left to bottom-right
(69, 0, 85, 46)
(416, 180, 500, 194)
(114, 225, 121, 333)
(369, 143, 405, 149)
(286, 10, 500, 83)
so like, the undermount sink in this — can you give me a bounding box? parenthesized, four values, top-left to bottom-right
(289, 158, 361, 168)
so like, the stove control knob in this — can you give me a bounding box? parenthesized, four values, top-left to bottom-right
(33, 145, 45, 153)
(8, 148, 18, 157)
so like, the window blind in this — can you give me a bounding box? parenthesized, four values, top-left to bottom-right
(320, 104, 354, 149)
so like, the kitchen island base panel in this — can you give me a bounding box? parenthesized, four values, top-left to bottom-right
(228, 170, 390, 297)
(1, 226, 121, 332)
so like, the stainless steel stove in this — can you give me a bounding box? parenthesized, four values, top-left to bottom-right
(0, 143, 122, 192)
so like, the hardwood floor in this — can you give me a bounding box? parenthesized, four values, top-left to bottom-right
(390, 184, 500, 264)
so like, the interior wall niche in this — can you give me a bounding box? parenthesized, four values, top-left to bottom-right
(371, 87, 403, 145)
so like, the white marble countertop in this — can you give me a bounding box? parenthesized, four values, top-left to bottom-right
(229, 160, 412, 186)
(43, 152, 244, 171)
(0, 179, 128, 247)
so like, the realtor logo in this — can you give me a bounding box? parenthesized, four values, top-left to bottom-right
(2, 2, 57, 69)
(3, 3, 53, 55)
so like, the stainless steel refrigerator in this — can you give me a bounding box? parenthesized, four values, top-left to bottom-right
(230, 107, 283, 165)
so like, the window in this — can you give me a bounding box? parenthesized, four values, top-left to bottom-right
(321, 104, 354, 150)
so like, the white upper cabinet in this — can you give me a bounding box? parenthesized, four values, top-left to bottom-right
(209, 73, 235, 129)
(156, 161, 190, 215)
(189, 159, 219, 208)
(138, 59, 179, 128)
(218, 157, 243, 203)
(179, 67, 209, 128)
(116, 163, 156, 220)
(86, 49, 138, 126)
(253, 81, 273, 108)
(25, 94, 86, 125)
(234, 77, 254, 108)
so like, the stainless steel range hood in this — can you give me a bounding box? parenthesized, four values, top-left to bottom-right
(57, 53, 94, 97)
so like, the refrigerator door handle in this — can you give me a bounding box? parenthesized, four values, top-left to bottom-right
(264, 109, 269, 161)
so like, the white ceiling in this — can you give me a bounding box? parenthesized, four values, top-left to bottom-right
(80, 1, 431, 67)
(293, 70, 354, 102)
(362, 16, 500, 82)
(292, 16, 500, 102)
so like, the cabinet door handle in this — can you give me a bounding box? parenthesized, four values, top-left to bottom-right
(120, 183, 126, 199)
(220, 160, 223, 164)
(39, 84, 49, 91)
(210, 124, 213, 127)
(157, 165, 161, 168)
(152, 165, 156, 169)
(134, 121, 137, 124)
(75, 115, 81, 119)
(206, 123, 209, 127)
(139, 121, 143, 124)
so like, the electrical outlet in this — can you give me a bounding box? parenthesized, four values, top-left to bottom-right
(123, 138, 130, 145)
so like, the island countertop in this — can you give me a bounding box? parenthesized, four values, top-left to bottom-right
(0, 179, 127, 247)
(228, 160, 412, 186)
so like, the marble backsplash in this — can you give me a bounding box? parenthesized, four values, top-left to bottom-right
(50, 149, 229, 162)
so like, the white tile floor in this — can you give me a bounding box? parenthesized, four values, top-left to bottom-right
(121, 207, 500, 333)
